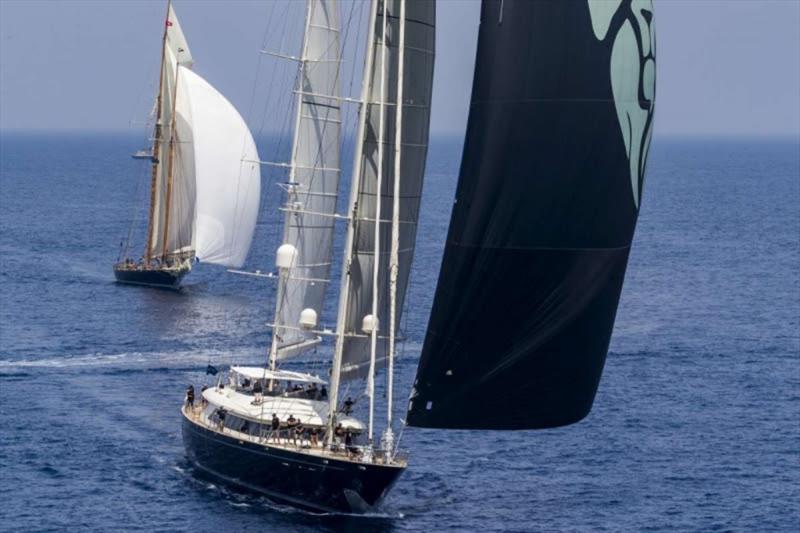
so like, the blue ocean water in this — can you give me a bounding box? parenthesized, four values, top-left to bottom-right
(0, 133, 798, 531)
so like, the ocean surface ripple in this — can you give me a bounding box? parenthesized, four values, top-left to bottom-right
(0, 134, 798, 531)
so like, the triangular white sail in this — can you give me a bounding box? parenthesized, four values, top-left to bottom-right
(271, 0, 342, 359)
(165, 4, 193, 68)
(179, 67, 261, 268)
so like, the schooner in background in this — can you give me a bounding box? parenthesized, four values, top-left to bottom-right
(408, 0, 656, 429)
(114, 1, 261, 289)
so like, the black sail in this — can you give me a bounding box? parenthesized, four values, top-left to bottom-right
(407, 0, 656, 430)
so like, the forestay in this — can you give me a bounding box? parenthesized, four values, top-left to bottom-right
(274, 0, 342, 359)
(338, 0, 435, 379)
(407, 0, 656, 429)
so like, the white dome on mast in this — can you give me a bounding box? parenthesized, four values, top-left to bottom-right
(276, 243, 298, 269)
(299, 308, 318, 330)
(361, 314, 379, 334)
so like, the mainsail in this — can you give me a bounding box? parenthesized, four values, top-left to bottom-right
(272, 0, 342, 360)
(145, 3, 260, 269)
(336, 0, 435, 379)
(148, 4, 195, 261)
(407, 0, 656, 429)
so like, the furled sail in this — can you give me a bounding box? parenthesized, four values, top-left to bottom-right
(338, 0, 435, 379)
(179, 66, 261, 268)
(149, 4, 196, 261)
(407, 0, 656, 429)
(272, 0, 342, 359)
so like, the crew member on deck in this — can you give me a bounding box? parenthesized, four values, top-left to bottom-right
(342, 397, 354, 415)
(334, 423, 345, 447)
(253, 380, 263, 404)
(186, 385, 195, 408)
(320, 385, 328, 400)
(286, 414, 299, 445)
(271, 413, 280, 441)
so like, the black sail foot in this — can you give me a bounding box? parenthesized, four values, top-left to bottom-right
(112, 263, 190, 290)
(181, 411, 405, 514)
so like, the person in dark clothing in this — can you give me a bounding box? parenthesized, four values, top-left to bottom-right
(286, 414, 300, 445)
(270, 413, 280, 441)
(186, 385, 195, 408)
(333, 423, 345, 448)
(215, 407, 227, 429)
(200, 385, 208, 406)
(345, 430, 357, 456)
(320, 385, 328, 400)
(252, 380, 263, 405)
(342, 397, 354, 415)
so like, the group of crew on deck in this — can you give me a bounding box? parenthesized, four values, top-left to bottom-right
(185, 384, 359, 455)
(119, 256, 184, 270)
(237, 377, 329, 403)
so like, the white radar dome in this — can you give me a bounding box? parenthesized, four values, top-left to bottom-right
(362, 314, 379, 334)
(299, 308, 318, 330)
(276, 243, 298, 269)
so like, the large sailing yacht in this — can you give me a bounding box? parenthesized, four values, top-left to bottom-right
(115, 1, 261, 289)
(181, 0, 435, 513)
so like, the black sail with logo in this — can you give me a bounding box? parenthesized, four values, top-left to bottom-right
(407, 0, 656, 429)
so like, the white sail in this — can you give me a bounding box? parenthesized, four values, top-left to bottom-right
(272, 0, 342, 359)
(178, 66, 261, 268)
(337, 0, 435, 380)
(165, 4, 193, 68)
(149, 4, 196, 260)
(146, 4, 258, 267)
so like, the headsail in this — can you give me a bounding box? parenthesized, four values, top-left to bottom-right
(271, 0, 342, 360)
(337, 0, 435, 380)
(407, 0, 656, 429)
(179, 67, 261, 268)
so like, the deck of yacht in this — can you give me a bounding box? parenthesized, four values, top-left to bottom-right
(182, 403, 406, 468)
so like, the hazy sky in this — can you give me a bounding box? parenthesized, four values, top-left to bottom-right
(1, 0, 798, 137)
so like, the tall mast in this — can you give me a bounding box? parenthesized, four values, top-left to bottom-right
(386, 0, 406, 446)
(160, 62, 182, 261)
(326, 0, 379, 446)
(144, 0, 172, 264)
(366, 0, 390, 447)
(267, 0, 314, 376)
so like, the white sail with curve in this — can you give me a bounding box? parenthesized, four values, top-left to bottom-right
(178, 66, 261, 268)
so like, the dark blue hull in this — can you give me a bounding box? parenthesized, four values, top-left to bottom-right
(113, 264, 187, 289)
(181, 411, 405, 514)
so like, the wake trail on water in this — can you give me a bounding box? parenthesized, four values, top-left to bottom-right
(0, 348, 257, 374)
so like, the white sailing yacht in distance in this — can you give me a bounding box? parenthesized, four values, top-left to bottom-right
(181, 0, 435, 513)
(115, 1, 261, 289)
